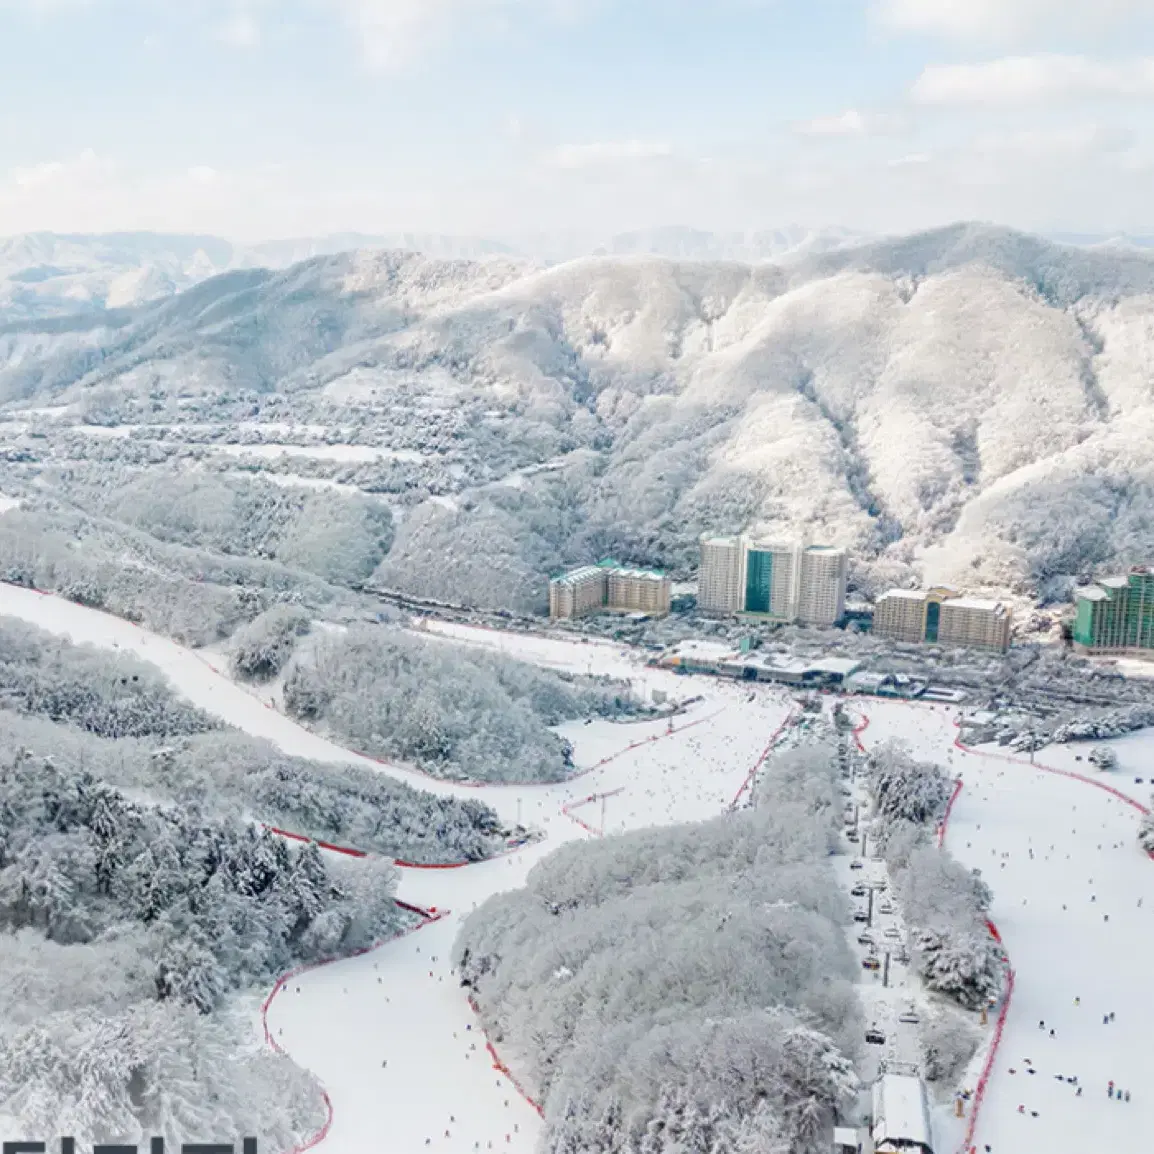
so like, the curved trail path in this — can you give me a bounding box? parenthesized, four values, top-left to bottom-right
(858, 699, 1154, 1154)
(0, 586, 795, 1154)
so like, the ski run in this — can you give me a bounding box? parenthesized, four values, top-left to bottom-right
(0, 583, 1151, 1154)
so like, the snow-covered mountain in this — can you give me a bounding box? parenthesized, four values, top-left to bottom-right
(4, 222, 1154, 612)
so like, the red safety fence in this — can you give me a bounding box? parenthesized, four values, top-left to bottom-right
(961, 963, 1016, 1154)
(937, 779, 964, 848)
(466, 995, 546, 1118)
(729, 707, 800, 811)
(561, 787, 625, 836)
(260, 906, 448, 1151)
(850, 712, 870, 752)
(952, 728, 1150, 817)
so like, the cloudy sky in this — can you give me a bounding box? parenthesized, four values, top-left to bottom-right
(1, 0, 1153, 241)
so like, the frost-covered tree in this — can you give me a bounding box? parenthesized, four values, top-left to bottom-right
(229, 603, 311, 682)
(457, 740, 861, 1152)
(283, 625, 643, 783)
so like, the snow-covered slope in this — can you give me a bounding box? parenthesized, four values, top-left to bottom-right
(4, 223, 1154, 611)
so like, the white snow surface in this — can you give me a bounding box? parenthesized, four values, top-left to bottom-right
(860, 700, 1154, 1154)
(0, 589, 792, 1154)
(6, 581, 1153, 1154)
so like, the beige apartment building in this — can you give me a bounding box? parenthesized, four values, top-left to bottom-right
(939, 597, 1012, 652)
(873, 586, 1012, 652)
(797, 545, 848, 627)
(697, 536, 745, 615)
(698, 534, 847, 625)
(549, 562, 671, 619)
(607, 568, 673, 615)
(548, 566, 607, 619)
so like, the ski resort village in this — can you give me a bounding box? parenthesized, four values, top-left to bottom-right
(5, 218, 1154, 1154)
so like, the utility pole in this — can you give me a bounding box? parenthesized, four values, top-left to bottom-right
(867, 887, 875, 927)
(862, 829, 868, 858)
(516, 797, 522, 828)
(600, 793, 607, 837)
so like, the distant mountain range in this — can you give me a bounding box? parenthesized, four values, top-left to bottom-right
(4, 225, 1153, 322)
(4, 222, 1154, 613)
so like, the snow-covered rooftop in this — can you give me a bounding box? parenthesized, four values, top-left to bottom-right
(1077, 586, 1111, 602)
(945, 597, 1006, 611)
(878, 589, 927, 602)
(871, 1073, 932, 1150)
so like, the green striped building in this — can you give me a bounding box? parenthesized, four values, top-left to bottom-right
(1072, 569, 1154, 654)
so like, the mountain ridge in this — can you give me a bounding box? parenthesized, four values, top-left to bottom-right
(3, 222, 1154, 614)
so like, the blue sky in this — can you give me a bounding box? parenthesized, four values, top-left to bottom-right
(1, 0, 1153, 240)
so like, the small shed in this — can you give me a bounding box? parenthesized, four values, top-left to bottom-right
(871, 1073, 934, 1153)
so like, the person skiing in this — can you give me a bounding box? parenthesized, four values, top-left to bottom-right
(1126, 1091, 1132, 1102)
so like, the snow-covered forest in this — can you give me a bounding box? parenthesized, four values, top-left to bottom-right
(453, 741, 861, 1153)
(865, 742, 1003, 1011)
(283, 627, 644, 783)
(0, 619, 507, 862)
(0, 746, 400, 1146)
(5, 225, 1154, 614)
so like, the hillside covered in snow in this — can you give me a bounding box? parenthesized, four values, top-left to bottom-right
(4, 223, 1154, 613)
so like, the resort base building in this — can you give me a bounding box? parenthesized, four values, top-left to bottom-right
(873, 586, 1012, 653)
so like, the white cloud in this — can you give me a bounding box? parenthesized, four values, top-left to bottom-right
(217, 11, 261, 47)
(912, 56, 1154, 104)
(972, 122, 1134, 158)
(877, 0, 1150, 44)
(794, 109, 907, 137)
(544, 140, 674, 169)
(332, 0, 516, 69)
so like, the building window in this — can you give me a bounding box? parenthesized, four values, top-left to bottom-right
(925, 600, 941, 643)
(745, 550, 773, 614)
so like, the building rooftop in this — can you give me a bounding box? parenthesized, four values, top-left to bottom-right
(610, 567, 668, 582)
(879, 589, 927, 601)
(872, 1074, 932, 1149)
(804, 544, 845, 555)
(1101, 576, 1131, 589)
(551, 566, 606, 587)
(666, 640, 738, 662)
(946, 597, 1006, 612)
(1077, 586, 1111, 602)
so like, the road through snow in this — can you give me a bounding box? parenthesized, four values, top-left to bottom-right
(0, 587, 793, 1154)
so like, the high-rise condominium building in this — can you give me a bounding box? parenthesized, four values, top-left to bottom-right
(549, 561, 671, 619)
(743, 539, 802, 619)
(697, 535, 847, 625)
(697, 536, 745, 615)
(873, 586, 1012, 652)
(1073, 568, 1154, 654)
(797, 546, 849, 627)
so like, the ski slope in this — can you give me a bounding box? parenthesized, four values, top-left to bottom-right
(861, 701, 1154, 1154)
(0, 588, 793, 1154)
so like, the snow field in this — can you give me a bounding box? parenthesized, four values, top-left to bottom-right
(0, 585, 796, 1153)
(862, 701, 1154, 1154)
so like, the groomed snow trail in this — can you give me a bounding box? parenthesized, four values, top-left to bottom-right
(861, 700, 1154, 1154)
(0, 588, 793, 1154)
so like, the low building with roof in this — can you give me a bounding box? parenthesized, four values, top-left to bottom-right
(871, 1073, 934, 1154)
